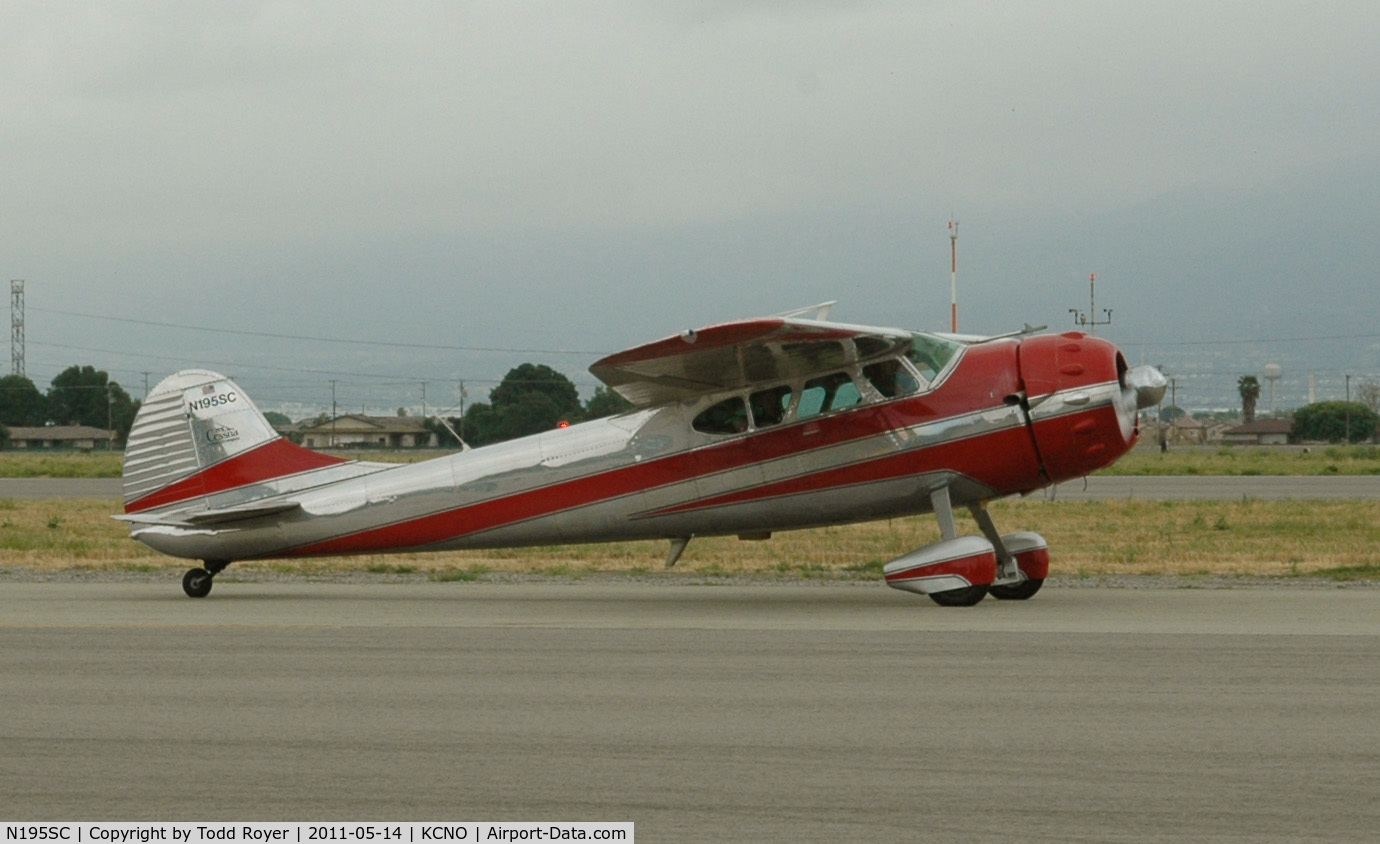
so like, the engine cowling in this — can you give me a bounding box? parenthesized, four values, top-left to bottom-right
(1017, 333, 1161, 484)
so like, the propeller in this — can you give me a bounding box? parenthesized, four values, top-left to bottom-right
(1116, 364, 1168, 441)
(1127, 365, 1168, 410)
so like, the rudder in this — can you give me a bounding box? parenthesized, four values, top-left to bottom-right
(122, 370, 342, 513)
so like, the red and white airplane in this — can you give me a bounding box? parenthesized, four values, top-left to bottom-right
(117, 305, 1165, 604)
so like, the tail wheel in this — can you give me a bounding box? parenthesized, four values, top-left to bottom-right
(990, 578, 1044, 600)
(182, 568, 213, 599)
(927, 584, 989, 607)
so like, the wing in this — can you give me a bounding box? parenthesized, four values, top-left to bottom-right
(590, 315, 913, 406)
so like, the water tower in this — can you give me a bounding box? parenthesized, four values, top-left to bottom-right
(1263, 363, 1282, 413)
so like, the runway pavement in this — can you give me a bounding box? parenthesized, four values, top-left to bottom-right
(1050, 474, 1380, 499)
(4, 580, 1379, 842)
(0, 477, 122, 498)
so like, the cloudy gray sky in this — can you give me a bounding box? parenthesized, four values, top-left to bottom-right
(5, 1, 1378, 413)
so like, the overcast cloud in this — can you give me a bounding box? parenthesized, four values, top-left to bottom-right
(4, 1, 1378, 412)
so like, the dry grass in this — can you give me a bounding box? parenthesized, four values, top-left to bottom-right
(0, 452, 124, 478)
(3, 496, 1377, 580)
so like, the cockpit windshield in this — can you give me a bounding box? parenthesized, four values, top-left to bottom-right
(906, 333, 962, 381)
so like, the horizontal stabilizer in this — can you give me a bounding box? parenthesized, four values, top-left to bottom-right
(113, 500, 301, 527)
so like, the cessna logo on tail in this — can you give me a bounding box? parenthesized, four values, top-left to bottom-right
(205, 425, 240, 445)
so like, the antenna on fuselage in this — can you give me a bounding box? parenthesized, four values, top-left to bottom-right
(421, 381, 471, 451)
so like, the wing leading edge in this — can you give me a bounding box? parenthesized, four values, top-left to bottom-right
(590, 315, 914, 406)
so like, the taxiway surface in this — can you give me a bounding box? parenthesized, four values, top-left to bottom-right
(4, 580, 1379, 842)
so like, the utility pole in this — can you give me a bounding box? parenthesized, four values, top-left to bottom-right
(1345, 374, 1352, 443)
(1069, 273, 1112, 335)
(330, 380, 338, 448)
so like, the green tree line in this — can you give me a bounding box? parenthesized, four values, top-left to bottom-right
(427, 363, 632, 448)
(2, 361, 632, 450)
(0, 367, 140, 444)
(1292, 401, 1379, 444)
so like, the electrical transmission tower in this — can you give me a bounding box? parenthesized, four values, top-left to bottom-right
(10, 279, 23, 377)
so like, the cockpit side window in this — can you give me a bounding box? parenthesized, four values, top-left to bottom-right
(692, 396, 749, 435)
(797, 372, 861, 419)
(749, 384, 792, 428)
(862, 358, 922, 398)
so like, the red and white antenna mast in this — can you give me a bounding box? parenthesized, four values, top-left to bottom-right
(948, 219, 958, 333)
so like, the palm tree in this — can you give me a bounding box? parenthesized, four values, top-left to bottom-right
(1238, 375, 1261, 423)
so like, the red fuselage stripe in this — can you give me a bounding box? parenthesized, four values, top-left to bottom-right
(285, 410, 1051, 557)
(124, 439, 349, 513)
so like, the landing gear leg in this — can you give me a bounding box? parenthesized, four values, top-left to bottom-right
(968, 503, 1047, 601)
(182, 560, 231, 599)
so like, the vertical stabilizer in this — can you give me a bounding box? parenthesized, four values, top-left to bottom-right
(122, 370, 344, 513)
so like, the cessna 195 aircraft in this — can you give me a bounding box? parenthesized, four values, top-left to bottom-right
(117, 304, 1165, 605)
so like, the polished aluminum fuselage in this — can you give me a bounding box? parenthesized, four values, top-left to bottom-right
(130, 337, 1135, 564)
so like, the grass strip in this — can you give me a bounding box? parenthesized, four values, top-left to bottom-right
(3, 496, 1376, 580)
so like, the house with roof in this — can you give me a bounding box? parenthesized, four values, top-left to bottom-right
(297, 415, 437, 449)
(1221, 418, 1293, 446)
(4, 425, 116, 450)
(1169, 415, 1208, 445)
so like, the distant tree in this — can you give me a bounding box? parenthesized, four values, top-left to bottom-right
(501, 391, 568, 439)
(489, 364, 582, 419)
(1359, 380, 1380, 416)
(1158, 405, 1186, 423)
(46, 365, 140, 440)
(459, 402, 501, 447)
(0, 423, 9, 449)
(1292, 401, 1378, 444)
(0, 374, 46, 426)
(463, 364, 585, 445)
(262, 411, 293, 428)
(584, 385, 633, 419)
(1237, 375, 1260, 424)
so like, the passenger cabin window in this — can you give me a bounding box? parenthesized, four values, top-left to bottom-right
(797, 372, 861, 419)
(692, 396, 748, 435)
(749, 385, 792, 428)
(862, 359, 921, 398)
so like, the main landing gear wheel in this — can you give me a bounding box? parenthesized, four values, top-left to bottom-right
(927, 584, 989, 607)
(990, 578, 1045, 600)
(182, 568, 214, 598)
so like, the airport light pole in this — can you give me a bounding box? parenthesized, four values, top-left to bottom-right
(1069, 273, 1112, 336)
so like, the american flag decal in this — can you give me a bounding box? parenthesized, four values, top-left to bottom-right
(202, 384, 216, 395)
